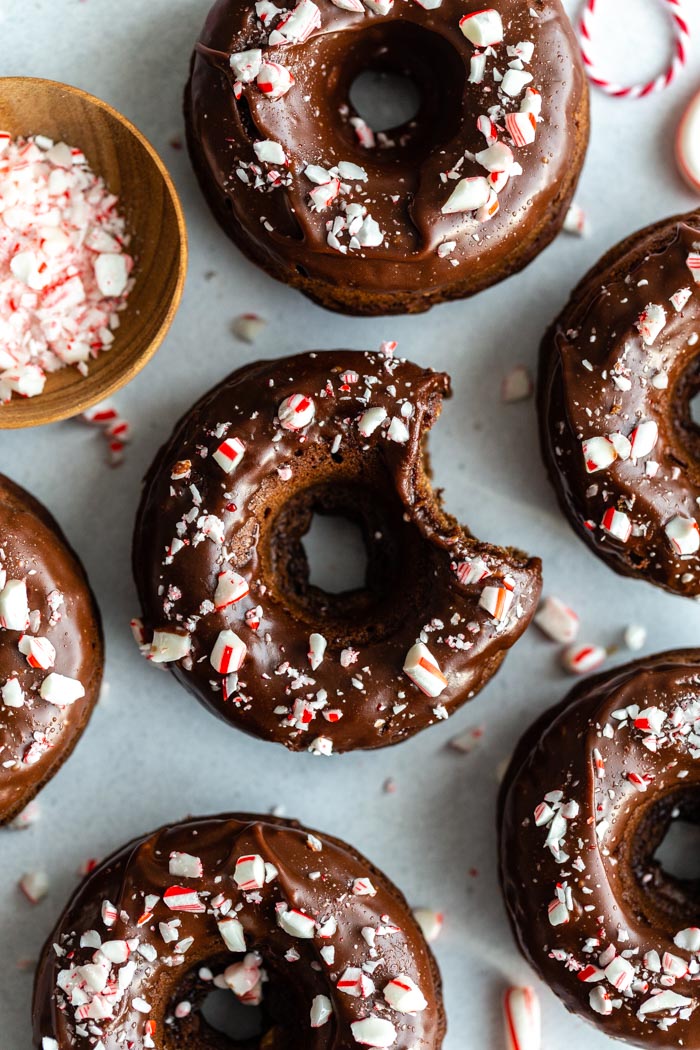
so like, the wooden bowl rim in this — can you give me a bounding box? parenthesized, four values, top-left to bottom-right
(0, 76, 189, 430)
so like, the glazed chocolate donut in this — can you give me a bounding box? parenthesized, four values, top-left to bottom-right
(0, 475, 103, 825)
(539, 211, 700, 596)
(132, 349, 541, 753)
(499, 649, 700, 1049)
(184, 0, 588, 315)
(34, 813, 445, 1049)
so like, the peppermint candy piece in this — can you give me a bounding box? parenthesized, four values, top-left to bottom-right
(403, 642, 448, 697)
(210, 630, 247, 674)
(279, 393, 315, 430)
(218, 916, 246, 951)
(674, 927, 700, 952)
(636, 303, 667, 346)
(0, 579, 30, 631)
(534, 596, 579, 644)
(350, 1017, 398, 1047)
(310, 994, 333, 1027)
(214, 570, 249, 609)
(213, 436, 245, 473)
(383, 975, 428, 1013)
(503, 986, 540, 1050)
(278, 907, 316, 938)
(164, 886, 206, 913)
(169, 852, 203, 879)
(229, 49, 263, 83)
(234, 854, 266, 891)
(149, 630, 191, 663)
(39, 673, 85, 706)
(601, 507, 632, 542)
(459, 8, 503, 46)
(442, 176, 491, 215)
(629, 420, 658, 459)
(582, 435, 616, 473)
(308, 632, 327, 671)
(665, 515, 700, 555)
(561, 643, 606, 675)
(257, 61, 295, 99)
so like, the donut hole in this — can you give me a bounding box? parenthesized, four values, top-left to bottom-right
(262, 470, 435, 646)
(349, 69, 422, 133)
(303, 513, 368, 593)
(624, 788, 700, 928)
(201, 988, 265, 1042)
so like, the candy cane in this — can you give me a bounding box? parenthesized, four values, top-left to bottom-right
(579, 0, 690, 98)
(504, 986, 541, 1050)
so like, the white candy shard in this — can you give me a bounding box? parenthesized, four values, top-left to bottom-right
(308, 633, 327, 671)
(561, 644, 606, 675)
(218, 916, 247, 952)
(384, 975, 428, 1013)
(637, 304, 667, 346)
(149, 630, 191, 663)
(412, 908, 443, 942)
(254, 139, 286, 165)
(310, 994, 333, 1027)
(442, 176, 491, 215)
(213, 436, 245, 473)
(210, 630, 247, 674)
(234, 854, 266, 891)
(39, 673, 85, 706)
(601, 507, 632, 542)
(169, 852, 203, 879)
(629, 420, 658, 459)
(459, 8, 503, 46)
(94, 253, 128, 297)
(674, 927, 700, 952)
(534, 596, 579, 644)
(257, 61, 295, 99)
(0, 579, 29, 631)
(350, 1017, 398, 1047)
(403, 642, 448, 697)
(278, 908, 316, 938)
(503, 986, 540, 1050)
(279, 393, 315, 430)
(230, 49, 263, 83)
(582, 436, 617, 473)
(665, 515, 700, 555)
(2, 677, 25, 708)
(214, 570, 249, 609)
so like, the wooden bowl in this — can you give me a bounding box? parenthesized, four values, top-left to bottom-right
(0, 77, 188, 428)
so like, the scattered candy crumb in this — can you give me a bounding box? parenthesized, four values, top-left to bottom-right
(501, 365, 533, 403)
(19, 870, 49, 904)
(232, 313, 267, 343)
(624, 624, 647, 652)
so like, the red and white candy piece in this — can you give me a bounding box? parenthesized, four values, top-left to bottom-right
(278, 908, 316, 938)
(19, 870, 49, 904)
(164, 886, 206, 913)
(269, 0, 321, 44)
(629, 420, 658, 459)
(674, 927, 700, 951)
(214, 570, 249, 609)
(308, 632, 327, 671)
(310, 995, 333, 1028)
(501, 365, 533, 403)
(257, 61, 295, 99)
(234, 854, 266, 891)
(169, 852, 203, 879)
(442, 176, 491, 215)
(579, 0, 690, 99)
(561, 643, 606, 675)
(687, 251, 700, 284)
(350, 1018, 398, 1048)
(338, 967, 375, 998)
(2, 677, 24, 708)
(412, 908, 443, 943)
(479, 583, 514, 621)
(636, 304, 667, 346)
(503, 986, 540, 1050)
(459, 8, 503, 46)
(211, 630, 247, 674)
(278, 393, 315, 431)
(665, 515, 700, 555)
(383, 975, 428, 1013)
(582, 435, 616, 474)
(149, 630, 191, 663)
(213, 436, 245, 473)
(0, 579, 30, 631)
(677, 89, 700, 190)
(232, 313, 267, 343)
(534, 596, 579, 644)
(218, 916, 247, 951)
(230, 49, 263, 83)
(403, 642, 448, 698)
(39, 673, 85, 706)
(19, 635, 56, 669)
(601, 507, 632, 543)
(505, 110, 537, 148)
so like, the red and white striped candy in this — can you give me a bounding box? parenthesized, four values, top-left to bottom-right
(269, 0, 321, 44)
(310, 994, 333, 1028)
(503, 986, 540, 1050)
(412, 908, 443, 942)
(234, 854, 266, 891)
(358, 406, 387, 437)
(675, 927, 700, 951)
(605, 955, 634, 991)
(350, 1018, 398, 1048)
(678, 90, 700, 190)
(686, 251, 700, 283)
(218, 916, 246, 951)
(665, 515, 700, 555)
(149, 630, 191, 663)
(211, 630, 247, 674)
(213, 436, 245, 474)
(547, 897, 569, 926)
(40, 673, 85, 706)
(637, 304, 667, 346)
(19, 870, 49, 904)
(101, 899, 118, 927)
(338, 968, 375, 998)
(475, 142, 514, 173)
(629, 420, 658, 459)
(454, 556, 490, 585)
(383, 975, 428, 1013)
(278, 908, 316, 938)
(0, 579, 29, 631)
(229, 49, 263, 83)
(214, 570, 249, 609)
(403, 642, 448, 698)
(601, 507, 632, 542)
(2, 676, 24, 708)
(308, 632, 327, 671)
(169, 852, 203, 879)
(279, 393, 315, 431)
(164, 886, 206, 913)
(19, 635, 56, 669)
(257, 61, 295, 99)
(582, 435, 617, 473)
(352, 877, 377, 896)
(561, 643, 606, 675)
(442, 176, 491, 215)
(459, 8, 503, 46)
(563, 203, 589, 237)
(479, 584, 514, 621)
(589, 986, 613, 1015)
(534, 596, 579, 644)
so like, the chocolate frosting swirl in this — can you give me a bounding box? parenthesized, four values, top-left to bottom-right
(500, 649, 700, 1048)
(33, 813, 445, 1048)
(0, 474, 103, 824)
(132, 349, 541, 753)
(539, 212, 700, 596)
(184, 0, 588, 313)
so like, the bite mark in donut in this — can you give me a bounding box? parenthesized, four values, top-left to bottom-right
(33, 813, 445, 1049)
(500, 649, 700, 1048)
(539, 212, 700, 597)
(184, 0, 589, 314)
(132, 349, 541, 753)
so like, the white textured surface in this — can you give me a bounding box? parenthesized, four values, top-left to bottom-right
(2, 0, 700, 1047)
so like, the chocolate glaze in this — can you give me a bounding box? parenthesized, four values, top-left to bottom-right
(33, 812, 445, 1048)
(499, 649, 700, 1048)
(184, 0, 588, 315)
(539, 211, 700, 596)
(0, 474, 103, 824)
(132, 349, 541, 753)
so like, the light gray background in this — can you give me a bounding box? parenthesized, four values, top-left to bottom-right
(2, 0, 700, 1046)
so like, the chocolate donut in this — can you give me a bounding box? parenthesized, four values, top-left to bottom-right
(132, 349, 541, 754)
(499, 649, 700, 1048)
(184, 0, 588, 315)
(34, 812, 445, 1048)
(539, 211, 700, 596)
(0, 475, 103, 825)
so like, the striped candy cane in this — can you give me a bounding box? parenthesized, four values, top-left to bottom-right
(504, 986, 541, 1050)
(579, 0, 690, 98)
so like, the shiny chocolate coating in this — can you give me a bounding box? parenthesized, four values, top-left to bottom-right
(0, 474, 103, 824)
(132, 350, 541, 753)
(184, 0, 588, 315)
(33, 813, 445, 1048)
(500, 650, 700, 1048)
(539, 212, 700, 596)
